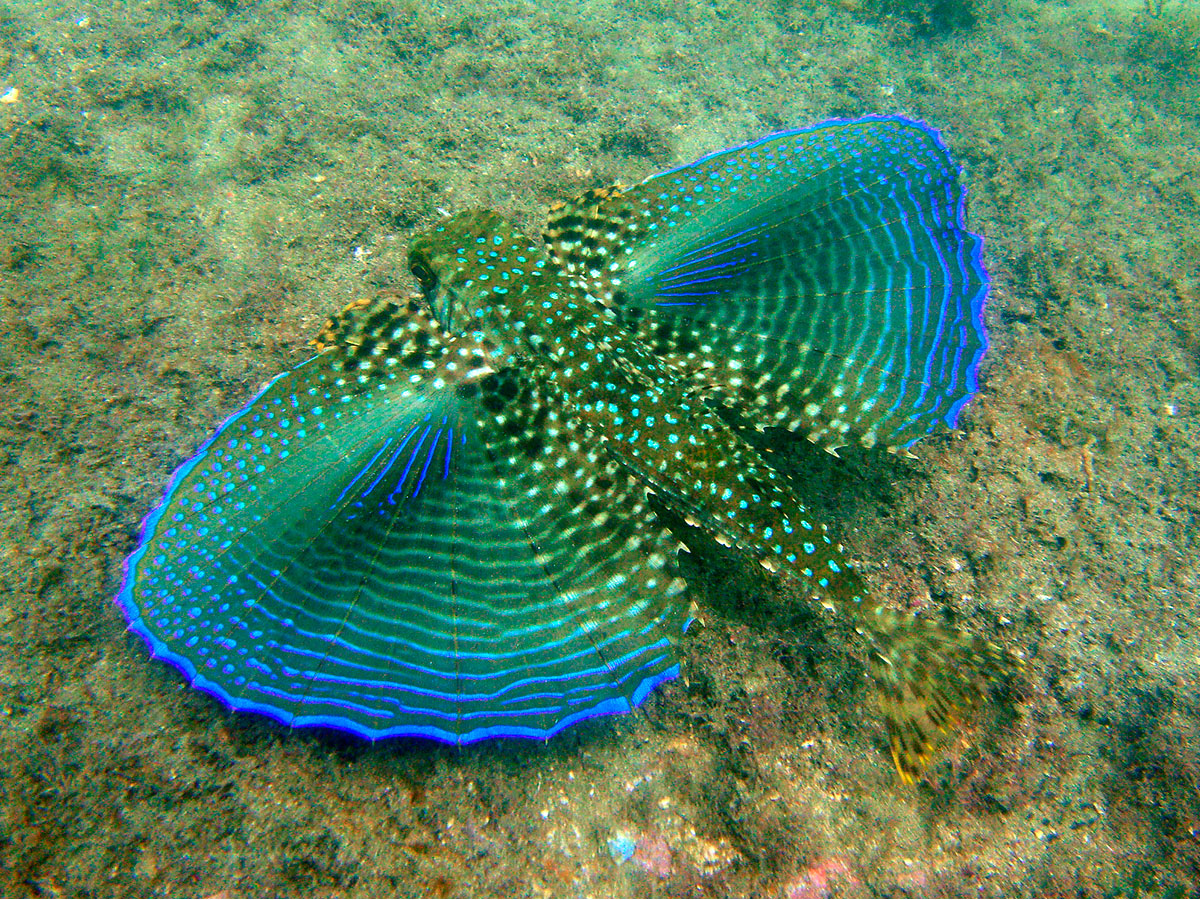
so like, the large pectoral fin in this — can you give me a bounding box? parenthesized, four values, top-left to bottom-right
(546, 116, 989, 451)
(118, 301, 689, 742)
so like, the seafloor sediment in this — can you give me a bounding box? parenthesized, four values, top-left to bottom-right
(1, 0, 1198, 895)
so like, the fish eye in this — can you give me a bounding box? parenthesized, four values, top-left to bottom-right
(410, 256, 437, 290)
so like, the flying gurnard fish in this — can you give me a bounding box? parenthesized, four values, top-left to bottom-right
(117, 115, 1016, 780)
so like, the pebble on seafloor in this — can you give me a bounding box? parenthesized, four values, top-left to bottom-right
(607, 829, 637, 864)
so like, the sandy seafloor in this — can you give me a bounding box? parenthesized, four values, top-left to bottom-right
(1, 0, 1199, 895)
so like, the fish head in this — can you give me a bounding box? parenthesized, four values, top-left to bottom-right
(409, 209, 536, 336)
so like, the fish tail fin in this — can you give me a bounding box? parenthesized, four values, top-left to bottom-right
(856, 606, 1019, 782)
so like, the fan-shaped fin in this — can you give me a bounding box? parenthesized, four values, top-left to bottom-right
(117, 299, 689, 742)
(544, 115, 989, 451)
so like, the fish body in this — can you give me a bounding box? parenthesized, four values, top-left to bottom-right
(409, 212, 861, 612)
(117, 116, 1013, 777)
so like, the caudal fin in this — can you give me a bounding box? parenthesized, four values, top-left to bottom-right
(858, 607, 1019, 781)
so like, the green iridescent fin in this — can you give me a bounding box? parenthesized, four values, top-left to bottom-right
(117, 298, 690, 742)
(545, 116, 989, 452)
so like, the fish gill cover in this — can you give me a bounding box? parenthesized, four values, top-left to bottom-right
(116, 115, 1007, 778)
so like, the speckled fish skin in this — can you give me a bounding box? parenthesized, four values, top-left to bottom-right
(410, 211, 864, 601)
(117, 115, 1014, 780)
